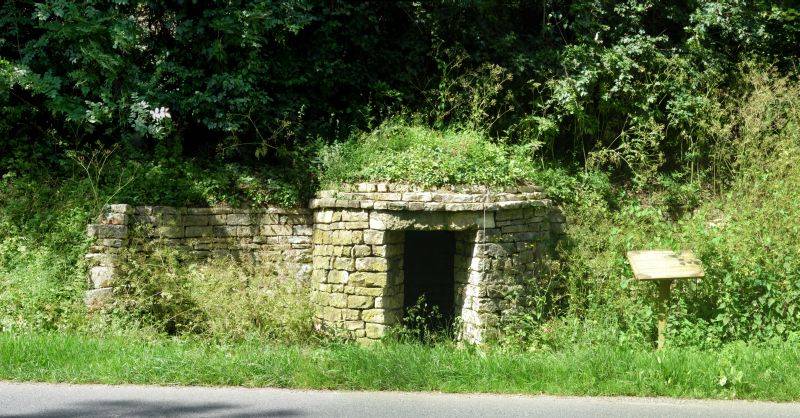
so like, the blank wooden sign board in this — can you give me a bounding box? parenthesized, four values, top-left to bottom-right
(626, 250, 704, 350)
(627, 250, 704, 280)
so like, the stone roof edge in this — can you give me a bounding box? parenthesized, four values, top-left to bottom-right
(310, 183, 551, 211)
(101, 204, 311, 215)
(319, 182, 543, 194)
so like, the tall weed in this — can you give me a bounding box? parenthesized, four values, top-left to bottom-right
(109, 244, 317, 344)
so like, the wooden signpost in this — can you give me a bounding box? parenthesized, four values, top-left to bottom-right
(626, 250, 704, 350)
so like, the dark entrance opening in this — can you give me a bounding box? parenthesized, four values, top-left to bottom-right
(403, 231, 456, 331)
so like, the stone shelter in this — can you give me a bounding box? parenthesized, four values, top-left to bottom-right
(85, 183, 564, 345)
(308, 183, 562, 344)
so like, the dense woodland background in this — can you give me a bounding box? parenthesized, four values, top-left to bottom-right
(2, 1, 800, 348)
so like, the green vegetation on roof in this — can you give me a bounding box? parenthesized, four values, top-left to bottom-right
(318, 120, 537, 188)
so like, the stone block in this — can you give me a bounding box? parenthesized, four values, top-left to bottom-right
(349, 272, 387, 287)
(385, 201, 407, 210)
(327, 270, 349, 284)
(84, 287, 113, 310)
(227, 213, 252, 225)
(402, 192, 432, 202)
(322, 306, 342, 321)
(288, 235, 311, 244)
(99, 238, 126, 248)
(348, 286, 384, 297)
(333, 257, 355, 270)
(352, 245, 372, 257)
(367, 192, 402, 201)
(341, 309, 361, 320)
(90, 266, 114, 288)
(362, 308, 401, 324)
(282, 214, 311, 224)
(344, 320, 366, 330)
(501, 223, 537, 233)
(185, 226, 213, 238)
(293, 225, 313, 236)
(100, 212, 128, 225)
(435, 193, 480, 203)
(347, 295, 374, 309)
(87, 224, 128, 239)
(236, 226, 257, 237)
(331, 230, 363, 245)
(183, 215, 210, 226)
(357, 183, 377, 192)
(495, 209, 525, 222)
(213, 226, 238, 237)
(313, 256, 331, 269)
(314, 210, 334, 224)
(343, 221, 369, 230)
(369, 214, 386, 230)
(355, 257, 388, 272)
(105, 204, 134, 214)
(365, 323, 386, 339)
(329, 292, 348, 308)
(261, 225, 293, 236)
(363, 230, 386, 245)
(445, 203, 484, 211)
(155, 226, 184, 238)
(341, 211, 369, 222)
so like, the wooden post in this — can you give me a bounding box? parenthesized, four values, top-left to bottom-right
(656, 279, 672, 350)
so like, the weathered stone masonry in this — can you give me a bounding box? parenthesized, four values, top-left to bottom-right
(86, 183, 565, 344)
(84, 205, 313, 308)
(308, 183, 564, 344)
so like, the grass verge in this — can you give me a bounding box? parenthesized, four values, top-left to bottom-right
(2, 332, 800, 401)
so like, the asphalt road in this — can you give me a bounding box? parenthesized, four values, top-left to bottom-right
(1, 382, 799, 417)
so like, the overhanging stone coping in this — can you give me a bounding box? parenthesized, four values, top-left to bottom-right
(311, 183, 549, 211)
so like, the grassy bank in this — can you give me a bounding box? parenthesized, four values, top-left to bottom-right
(2, 332, 800, 401)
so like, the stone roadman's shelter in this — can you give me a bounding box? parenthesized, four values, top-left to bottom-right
(86, 183, 564, 344)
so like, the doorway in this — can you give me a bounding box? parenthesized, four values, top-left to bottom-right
(402, 231, 456, 330)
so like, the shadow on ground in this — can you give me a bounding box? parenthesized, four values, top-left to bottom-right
(1, 399, 305, 417)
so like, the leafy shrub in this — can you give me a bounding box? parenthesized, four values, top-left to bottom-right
(387, 295, 460, 345)
(0, 173, 91, 332)
(500, 72, 800, 349)
(318, 120, 537, 187)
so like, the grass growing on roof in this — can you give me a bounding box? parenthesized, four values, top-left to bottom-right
(318, 120, 537, 188)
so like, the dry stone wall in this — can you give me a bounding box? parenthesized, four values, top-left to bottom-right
(84, 204, 313, 308)
(85, 183, 565, 345)
(310, 183, 563, 344)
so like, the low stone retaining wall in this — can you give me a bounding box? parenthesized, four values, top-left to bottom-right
(84, 204, 313, 308)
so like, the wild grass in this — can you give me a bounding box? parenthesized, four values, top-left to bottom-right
(106, 248, 318, 344)
(318, 119, 537, 188)
(2, 332, 800, 401)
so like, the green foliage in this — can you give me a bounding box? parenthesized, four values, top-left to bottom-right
(500, 73, 800, 349)
(2, 0, 800, 351)
(109, 244, 317, 344)
(6, 332, 800, 400)
(388, 295, 459, 345)
(3, 1, 798, 183)
(0, 172, 91, 332)
(319, 120, 537, 187)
